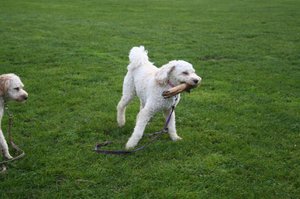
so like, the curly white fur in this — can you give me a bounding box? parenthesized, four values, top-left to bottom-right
(0, 73, 28, 159)
(117, 46, 201, 149)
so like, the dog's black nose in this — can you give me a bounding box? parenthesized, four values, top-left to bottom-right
(23, 95, 28, 100)
(193, 79, 199, 84)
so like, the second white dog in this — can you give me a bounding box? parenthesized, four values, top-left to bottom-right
(117, 46, 201, 149)
(0, 73, 28, 160)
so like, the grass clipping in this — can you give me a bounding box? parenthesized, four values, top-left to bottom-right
(162, 83, 197, 98)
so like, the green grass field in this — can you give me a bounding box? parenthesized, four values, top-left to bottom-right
(0, 0, 299, 198)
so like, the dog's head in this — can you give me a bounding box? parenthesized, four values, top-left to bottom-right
(155, 60, 201, 87)
(0, 74, 28, 102)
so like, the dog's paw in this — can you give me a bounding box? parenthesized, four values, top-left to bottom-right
(0, 165, 7, 173)
(4, 153, 13, 160)
(118, 121, 125, 127)
(125, 140, 137, 150)
(171, 135, 182, 141)
(125, 143, 136, 150)
(117, 117, 125, 127)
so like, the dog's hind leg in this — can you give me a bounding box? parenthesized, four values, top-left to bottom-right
(117, 73, 136, 127)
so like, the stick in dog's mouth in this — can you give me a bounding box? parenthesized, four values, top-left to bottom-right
(162, 83, 198, 98)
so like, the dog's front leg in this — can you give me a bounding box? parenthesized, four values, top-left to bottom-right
(126, 108, 154, 149)
(0, 129, 13, 159)
(164, 109, 182, 141)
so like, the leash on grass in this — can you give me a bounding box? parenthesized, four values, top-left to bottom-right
(94, 95, 178, 155)
(0, 105, 25, 172)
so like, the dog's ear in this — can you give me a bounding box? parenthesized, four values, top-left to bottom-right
(0, 76, 10, 97)
(155, 63, 175, 85)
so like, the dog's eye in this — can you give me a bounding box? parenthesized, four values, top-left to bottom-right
(14, 87, 20, 91)
(182, 71, 189, 75)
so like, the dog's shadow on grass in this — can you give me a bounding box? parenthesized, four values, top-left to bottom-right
(102, 126, 131, 139)
(94, 126, 131, 150)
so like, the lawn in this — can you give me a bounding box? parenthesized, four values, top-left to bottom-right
(0, 0, 299, 198)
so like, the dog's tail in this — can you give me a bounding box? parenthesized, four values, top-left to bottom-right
(127, 46, 149, 71)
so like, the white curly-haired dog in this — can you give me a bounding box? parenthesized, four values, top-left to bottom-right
(117, 46, 201, 149)
(0, 73, 28, 159)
